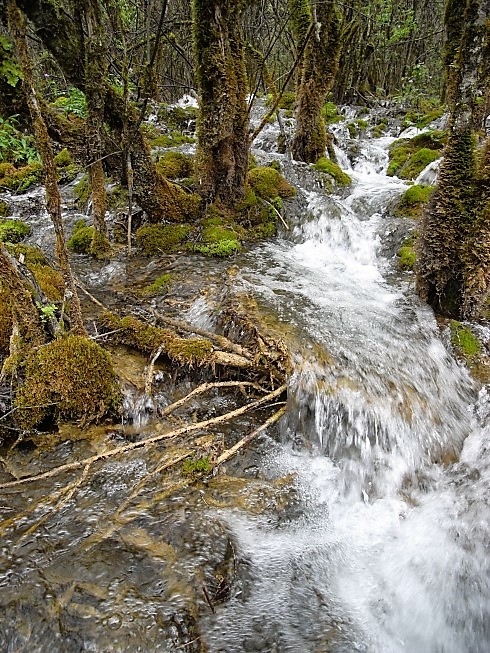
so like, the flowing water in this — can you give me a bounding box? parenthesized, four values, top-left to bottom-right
(1, 123, 489, 652)
(200, 132, 490, 652)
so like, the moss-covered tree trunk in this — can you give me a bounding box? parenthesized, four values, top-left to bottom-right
(416, 0, 490, 319)
(290, 0, 342, 163)
(7, 0, 86, 335)
(82, 0, 110, 257)
(192, 0, 250, 206)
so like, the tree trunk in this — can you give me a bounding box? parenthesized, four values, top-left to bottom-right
(7, 0, 86, 334)
(291, 0, 342, 163)
(192, 0, 250, 206)
(416, 0, 490, 319)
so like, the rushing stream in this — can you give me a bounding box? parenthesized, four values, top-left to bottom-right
(1, 118, 489, 652)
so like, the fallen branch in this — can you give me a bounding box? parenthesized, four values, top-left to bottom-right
(214, 404, 287, 467)
(263, 199, 289, 231)
(0, 384, 287, 490)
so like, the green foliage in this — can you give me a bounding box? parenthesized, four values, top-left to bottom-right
(52, 88, 87, 118)
(0, 115, 39, 165)
(449, 321, 481, 359)
(156, 151, 194, 179)
(248, 166, 296, 199)
(313, 157, 352, 186)
(67, 219, 95, 254)
(0, 218, 30, 243)
(182, 456, 212, 477)
(402, 106, 445, 129)
(136, 223, 192, 255)
(401, 148, 440, 179)
(106, 184, 128, 210)
(322, 101, 344, 124)
(140, 274, 172, 297)
(0, 162, 43, 192)
(370, 121, 387, 138)
(36, 301, 57, 324)
(395, 184, 433, 218)
(0, 200, 10, 217)
(14, 334, 121, 429)
(0, 35, 23, 87)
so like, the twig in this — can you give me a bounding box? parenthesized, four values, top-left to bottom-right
(263, 198, 289, 230)
(214, 404, 287, 467)
(75, 280, 107, 309)
(145, 343, 166, 395)
(0, 385, 287, 490)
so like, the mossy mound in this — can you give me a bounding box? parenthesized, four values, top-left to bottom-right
(313, 157, 352, 187)
(156, 151, 194, 179)
(449, 321, 480, 361)
(73, 175, 90, 211)
(0, 218, 30, 243)
(136, 223, 192, 255)
(0, 199, 11, 217)
(100, 312, 214, 367)
(0, 162, 43, 192)
(395, 184, 434, 218)
(266, 91, 296, 111)
(54, 147, 79, 183)
(401, 106, 445, 130)
(397, 235, 416, 270)
(139, 273, 172, 296)
(248, 167, 296, 200)
(370, 121, 388, 138)
(322, 101, 344, 124)
(14, 334, 121, 429)
(388, 131, 446, 179)
(150, 131, 195, 148)
(67, 219, 95, 254)
(157, 104, 198, 130)
(191, 212, 242, 257)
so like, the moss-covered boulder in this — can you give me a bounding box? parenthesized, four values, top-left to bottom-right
(14, 335, 121, 429)
(395, 184, 434, 219)
(248, 167, 296, 200)
(397, 235, 416, 270)
(136, 223, 192, 255)
(67, 219, 95, 254)
(0, 218, 30, 243)
(0, 161, 43, 192)
(312, 157, 352, 187)
(156, 151, 194, 179)
(388, 130, 446, 179)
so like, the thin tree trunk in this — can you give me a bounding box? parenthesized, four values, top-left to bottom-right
(8, 0, 86, 334)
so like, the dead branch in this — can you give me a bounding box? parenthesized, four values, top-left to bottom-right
(0, 384, 287, 490)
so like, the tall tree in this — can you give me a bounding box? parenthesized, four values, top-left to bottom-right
(416, 0, 490, 319)
(290, 0, 342, 163)
(192, 0, 250, 205)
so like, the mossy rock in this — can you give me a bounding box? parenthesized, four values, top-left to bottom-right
(6, 242, 49, 266)
(388, 131, 445, 179)
(395, 184, 434, 218)
(136, 223, 192, 255)
(157, 104, 198, 130)
(67, 219, 95, 254)
(53, 148, 73, 167)
(14, 334, 121, 429)
(449, 321, 481, 361)
(397, 235, 416, 270)
(248, 167, 296, 200)
(0, 162, 43, 192)
(313, 157, 352, 187)
(0, 199, 11, 217)
(192, 239, 241, 257)
(139, 273, 172, 297)
(0, 283, 12, 354)
(266, 91, 295, 111)
(156, 151, 194, 179)
(150, 131, 195, 148)
(29, 263, 64, 302)
(0, 218, 30, 243)
(402, 107, 445, 130)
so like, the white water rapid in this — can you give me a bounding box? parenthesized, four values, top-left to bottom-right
(202, 133, 490, 652)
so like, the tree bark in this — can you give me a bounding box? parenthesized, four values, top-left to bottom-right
(192, 0, 250, 206)
(291, 0, 342, 163)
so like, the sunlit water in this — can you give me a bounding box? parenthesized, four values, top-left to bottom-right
(201, 134, 490, 652)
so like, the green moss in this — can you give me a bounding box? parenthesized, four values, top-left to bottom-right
(6, 242, 48, 266)
(370, 121, 387, 138)
(401, 148, 440, 179)
(322, 101, 343, 124)
(29, 264, 64, 302)
(156, 151, 194, 179)
(0, 218, 30, 243)
(106, 184, 128, 210)
(100, 312, 214, 366)
(157, 104, 198, 130)
(266, 91, 295, 111)
(73, 175, 90, 211)
(67, 219, 95, 254)
(248, 166, 296, 199)
(449, 321, 481, 360)
(182, 456, 212, 477)
(313, 157, 352, 186)
(398, 236, 416, 270)
(395, 184, 434, 218)
(0, 162, 43, 192)
(388, 131, 445, 179)
(53, 148, 73, 167)
(15, 334, 121, 429)
(150, 132, 195, 148)
(140, 273, 172, 296)
(136, 223, 192, 255)
(192, 239, 241, 257)
(402, 107, 445, 129)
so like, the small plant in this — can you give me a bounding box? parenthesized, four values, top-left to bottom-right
(36, 301, 57, 324)
(182, 456, 212, 477)
(322, 101, 344, 124)
(52, 88, 87, 118)
(0, 115, 39, 165)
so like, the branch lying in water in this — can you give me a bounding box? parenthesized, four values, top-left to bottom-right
(0, 384, 287, 490)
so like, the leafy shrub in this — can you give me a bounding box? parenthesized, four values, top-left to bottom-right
(0, 115, 39, 165)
